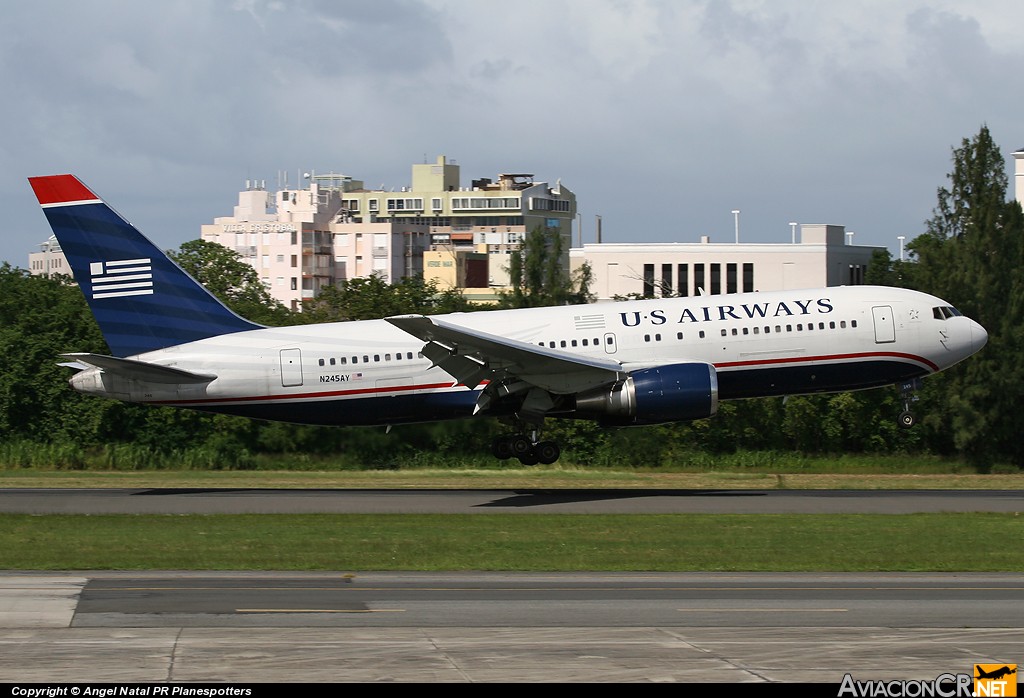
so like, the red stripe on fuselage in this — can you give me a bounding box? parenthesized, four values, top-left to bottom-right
(29, 175, 100, 206)
(150, 380, 463, 406)
(715, 351, 939, 373)
(149, 352, 936, 407)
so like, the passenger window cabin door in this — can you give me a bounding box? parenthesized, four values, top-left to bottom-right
(871, 306, 896, 344)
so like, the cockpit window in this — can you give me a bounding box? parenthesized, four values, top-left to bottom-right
(932, 306, 962, 320)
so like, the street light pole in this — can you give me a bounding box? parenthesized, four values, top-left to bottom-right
(732, 210, 740, 243)
(789, 221, 797, 244)
(897, 236, 906, 262)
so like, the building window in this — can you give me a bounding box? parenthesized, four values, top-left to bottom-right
(743, 263, 754, 292)
(694, 264, 705, 294)
(643, 264, 655, 298)
(726, 263, 737, 294)
(710, 264, 721, 295)
(677, 264, 688, 297)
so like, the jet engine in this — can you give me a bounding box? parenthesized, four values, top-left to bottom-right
(573, 362, 719, 426)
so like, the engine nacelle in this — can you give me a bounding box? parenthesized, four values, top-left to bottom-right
(574, 362, 719, 426)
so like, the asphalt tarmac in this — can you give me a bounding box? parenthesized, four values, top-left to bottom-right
(0, 487, 1022, 514)
(0, 489, 1020, 683)
(1, 571, 1022, 683)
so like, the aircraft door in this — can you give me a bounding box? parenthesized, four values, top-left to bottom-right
(871, 306, 896, 344)
(603, 332, 618, 354)
(280, 348, 303, 387)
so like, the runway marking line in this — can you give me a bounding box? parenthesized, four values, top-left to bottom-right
(84, 585, 1024, 592)
(235, 608, 406, 614)
(676, 608, 849, 612)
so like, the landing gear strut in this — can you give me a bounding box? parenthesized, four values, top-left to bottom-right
(898, 379, 922, 428)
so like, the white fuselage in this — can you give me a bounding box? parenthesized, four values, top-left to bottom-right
(69, 285, 986, 427)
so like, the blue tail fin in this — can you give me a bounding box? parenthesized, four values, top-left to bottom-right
(29, 174, 262, 357)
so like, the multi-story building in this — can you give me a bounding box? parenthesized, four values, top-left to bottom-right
(571, 225, 883, 301)
(201, 174, 354, 310)
(26, 235, 71, 277)
(198, 157, 575, 307)
(340, 155, 577, 301)
(1014, 146, 1024, 209)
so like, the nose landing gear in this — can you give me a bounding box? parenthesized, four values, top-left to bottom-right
(898, 379, 922, 428)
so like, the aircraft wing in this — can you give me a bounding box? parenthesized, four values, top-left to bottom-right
(60, 353, 217, 384)
(386, 314, 625, 394)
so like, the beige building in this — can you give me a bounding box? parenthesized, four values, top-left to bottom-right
(340, 155, 577, 301)
(198, 157, 576, 307)
(27, 235, 71, 277)
(1014, 146, 1024, 209)
(200, 173, 433, 309)
(571, 225, 883, 301)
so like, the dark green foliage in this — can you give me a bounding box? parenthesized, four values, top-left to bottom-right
(905, 125, 1024, 467)
(299, 274, 472, 323)
(0, 264, 108, 441)
(501, 225, 594, 308)
(168, 239, 292, 325)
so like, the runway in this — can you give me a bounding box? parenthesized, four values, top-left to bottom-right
(1, 572, 1022, 683)
(0, 487, 1022, 514)
(2, 490, 1021, 682)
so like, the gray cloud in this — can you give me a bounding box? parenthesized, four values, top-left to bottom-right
(3, 0, 1023, 264)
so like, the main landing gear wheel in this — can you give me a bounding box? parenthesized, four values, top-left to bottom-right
(517, 450, 539, 466)
(535, 441, 560, 465)
(491, 432, 563, 465)
(898, 411, 916, 429)
(511, 436, 534, 458)
(491, 436, 514, 460)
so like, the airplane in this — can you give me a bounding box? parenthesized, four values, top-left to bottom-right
(975, 666, 1017, 681)
(29, 174, 988, 465)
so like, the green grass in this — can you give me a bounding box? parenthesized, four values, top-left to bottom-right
(1, 468, 1023, 490)
(1, 513, 1021, 571)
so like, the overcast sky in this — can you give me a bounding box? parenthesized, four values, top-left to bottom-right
(3, 0, 1023, 265)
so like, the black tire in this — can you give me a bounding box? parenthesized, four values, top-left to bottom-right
(517, 450, 539, 466)
(535, 441, 560, 465)
(511, 436, 533, 457)
(899, 411, 916, 428)
(491, 436, 514, 460)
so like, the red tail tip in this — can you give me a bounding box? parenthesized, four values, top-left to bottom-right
(29, 175, 99, 206)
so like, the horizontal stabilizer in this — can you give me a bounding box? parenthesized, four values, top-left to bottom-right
(60, 353, 217, 384)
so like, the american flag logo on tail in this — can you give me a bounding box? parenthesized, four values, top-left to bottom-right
(90, 258, 154, 299)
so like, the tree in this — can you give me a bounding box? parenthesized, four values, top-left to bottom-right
(864, 249, 916, 289)
(907, 125, 1024, 466)
(299, 274, 473, 324)
(168, 239, 292, 325)
(501, 225, 594, 308)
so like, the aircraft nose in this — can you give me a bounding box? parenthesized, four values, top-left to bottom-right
(971, 320, 988, 353)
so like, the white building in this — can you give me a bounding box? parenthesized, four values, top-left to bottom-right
(571, 225, 883, 301)
(201, 175, 353, 310)
(1014, 146, 1024, 209)
(26, 235, 70, 277)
